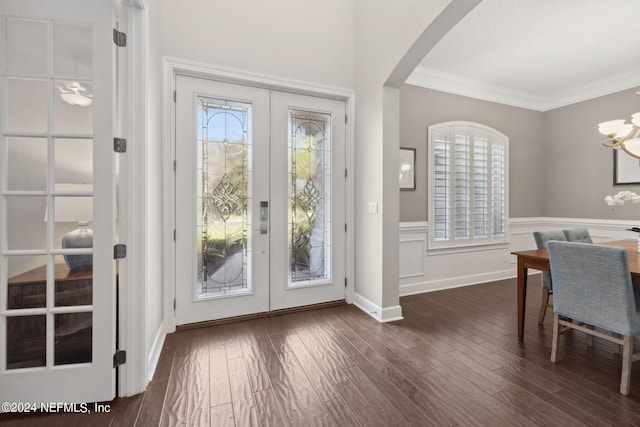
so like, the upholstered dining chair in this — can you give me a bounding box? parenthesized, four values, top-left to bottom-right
(547, 241, 640, 395)
(563, 228, 593, 244)
(533, 230, 567, 324)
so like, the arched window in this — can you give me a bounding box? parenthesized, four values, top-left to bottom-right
(428, 122, 509, 249)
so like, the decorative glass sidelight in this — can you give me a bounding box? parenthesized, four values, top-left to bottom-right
(288, 110, 331, 286)
(196, 97, 251, 297)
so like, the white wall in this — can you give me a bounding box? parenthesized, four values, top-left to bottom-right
(352, 0, 460, 320)
(157, 0, 355, 89)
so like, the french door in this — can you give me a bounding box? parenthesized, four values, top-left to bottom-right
(0, 0, 116, 404)
(175, 76, 346, 325)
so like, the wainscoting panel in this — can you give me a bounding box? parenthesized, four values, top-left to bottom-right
(399, 218, 639, 297)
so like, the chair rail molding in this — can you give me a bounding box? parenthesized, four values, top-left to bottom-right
(399, 217, 639, 297)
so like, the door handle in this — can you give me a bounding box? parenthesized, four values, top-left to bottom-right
(259, 201, 268, 234)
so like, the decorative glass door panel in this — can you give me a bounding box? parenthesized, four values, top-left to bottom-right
(175, 77, 270, 325)
(197, 97, 251, 298)
(289, 110, 331, 286)
(175, 76, 345, 324)
(0, 0, 115, 404)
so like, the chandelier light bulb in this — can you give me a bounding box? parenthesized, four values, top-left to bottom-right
(598, 119, 626, 136)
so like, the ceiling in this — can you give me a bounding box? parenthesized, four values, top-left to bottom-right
(407, 0, 640, 111)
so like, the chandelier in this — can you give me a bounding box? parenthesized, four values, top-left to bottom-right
(57, 81, 93, 107)
(598, 89, 640, 159)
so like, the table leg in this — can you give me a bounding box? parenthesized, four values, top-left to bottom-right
(517, 256, 528, 339)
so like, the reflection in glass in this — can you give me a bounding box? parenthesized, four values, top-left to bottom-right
(6, 18, 47, 75)
(53, 193, 93, 254)
(54, 255, 93, 307)
(7, 78, 48, 133)
(7, 196, 46, 251)
(55, 312, 92, 365)
(55, 139, 93, 186)
(54, 80, 93, 134)
(196, 97, 251, 297)
(6, 315, 46, 369)
(7, 256, 47, 309)
(8, 137, 48, 191)
(288, 110, 331, 285)
(54, 23, 93, 77)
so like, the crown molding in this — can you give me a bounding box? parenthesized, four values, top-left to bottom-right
(407, 66, 640, 112)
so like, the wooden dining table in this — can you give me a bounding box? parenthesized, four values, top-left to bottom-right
(511, 239, 640, 339)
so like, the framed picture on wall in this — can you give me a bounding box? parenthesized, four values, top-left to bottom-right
(614, 149, 640, 185)
(399, 147, 416, 190)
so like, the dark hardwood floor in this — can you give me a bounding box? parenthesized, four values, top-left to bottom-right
(4, 276, 640, 426)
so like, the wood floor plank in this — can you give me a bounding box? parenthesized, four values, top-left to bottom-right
(333, 379, 388, 427)
(159, 348, 192, 426)
(209, 403, 234, 427)
(227, 356, 260, 426)
(184, 339, 210, 427)
(108, 394, 144, 427)
(323, 397, 362, 427)
(209, 340, 231, 406)
(285, 333, 341, 402)
(136, 380, 169, 426)
(253, 388, 287, 426)
(268, 350, 333, 425)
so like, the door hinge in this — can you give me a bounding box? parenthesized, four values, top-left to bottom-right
(345, 223, 347, 232)
(173, 91, 176, 102)
(113, 29, 127, 47)
(113, 350, 126, 367)
(345, 168, 347, 178)
(113, 137, 127, 153)
(345, 278, 348, 288)
(173, 160, 176, 172)
(345, 114, 348, 124)
(173, 229, 176, 241)
(114, 244, 127, 260)
(173, 298, 176, 311)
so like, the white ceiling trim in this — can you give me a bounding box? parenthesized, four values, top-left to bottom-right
(408, 65, 640, 112)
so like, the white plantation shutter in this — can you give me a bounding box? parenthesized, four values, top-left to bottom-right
(428, 122, 508, 248)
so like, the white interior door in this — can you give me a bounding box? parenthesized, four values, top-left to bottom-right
(174, 76, 346, 325)
(0, 0, 116, 404)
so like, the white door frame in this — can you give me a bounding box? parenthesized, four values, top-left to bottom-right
(115, 1, 149, 397)
(162, 58, 355, 333)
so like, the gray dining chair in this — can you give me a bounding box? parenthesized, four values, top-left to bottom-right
(563, 228, 593, 244)
(533, 230, 567, 324)
(547, 241, 640, 395)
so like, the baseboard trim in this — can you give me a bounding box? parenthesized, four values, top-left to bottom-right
(353, 292, 404, 322)
(147, 323, 166, 383)
(400, 269, 531, 297)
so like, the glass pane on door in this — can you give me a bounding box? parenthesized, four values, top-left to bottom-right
(2, 16, 95, 372)
(288, 110, 332, 286)
(196, 97, 252, 298)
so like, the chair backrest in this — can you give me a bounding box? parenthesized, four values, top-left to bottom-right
(533, 230, 567, 290)
(563, 228, 593, 243)
(547, 241, 640, 336)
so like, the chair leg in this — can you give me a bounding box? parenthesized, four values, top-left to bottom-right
(538, 288, 550, 324)
(551, 314, 560, 363)
(620, 335, 633, 395)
